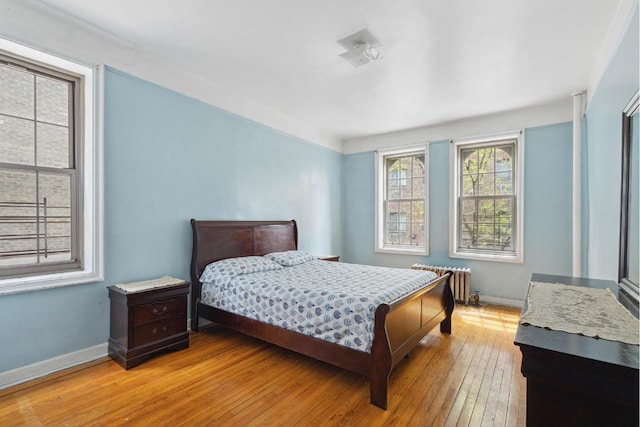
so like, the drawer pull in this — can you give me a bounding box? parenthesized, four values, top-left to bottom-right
(151, 326, 168, 335)
(153, 306, 168, 315)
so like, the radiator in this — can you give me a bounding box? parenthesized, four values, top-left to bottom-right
(411, 264, 472, 305)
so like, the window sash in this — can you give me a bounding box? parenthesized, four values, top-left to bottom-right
(0, 166, 80, 276)
(457, 194, 516, 254)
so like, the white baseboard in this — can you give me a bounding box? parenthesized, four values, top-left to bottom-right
(477, 295, 524, 308)
(1, 319, 194, 391)
(0, 343, 108, 391)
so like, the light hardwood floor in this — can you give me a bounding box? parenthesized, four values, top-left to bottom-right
(0, 304, 526, 426)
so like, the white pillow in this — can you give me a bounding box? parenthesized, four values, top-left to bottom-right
(264, 250, 316, 266)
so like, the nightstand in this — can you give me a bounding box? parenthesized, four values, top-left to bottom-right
(318, 255, 340, 262)
(108, 282, 190, 369)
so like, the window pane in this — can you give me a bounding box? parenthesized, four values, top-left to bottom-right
(411, 200, 424, 221)
(387, 201, 399, 219)
(0, 115, 34, 165)
(477, 224, 495, 248)
(400, 177, 413, 198)
(0, 169, 36, 267)
(412, 155, 424, 179)
(397, 201, 412, 244)
(477, 199, 495, 223)
(496, 146, 513, 195)
(478, 172, 495, 196)
(461, 223, 477, 248)
(388, 179, 400, 199)
(410, 222, 424, 247)
(0, 65, 34, 120)
(462, 149, 478, 174)
(496, 146, 513, 166)
(397, 232, 411, 245)
(496, 197, 513, 249)
(461, 198, 476, 223)
(398, 200, 411, 218)
(462, 174, 476, 196)
(37, 122, 69, 168)
(397, 216, 408, 231)
(387, 158, 399, 179)
(496, 173, 512, 194)
(387, 232, 400, 244)
(39, 173, 72, 262)
(36, 76, 69, 126)
(412, 175, 424, 197)
(496, 197, 513, 220)
(477, 148, 493, 172)
(399, 157, 412, 176)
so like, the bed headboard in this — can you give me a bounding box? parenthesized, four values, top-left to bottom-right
(189, 219, 298, 330)
(190, 219, 298, 287)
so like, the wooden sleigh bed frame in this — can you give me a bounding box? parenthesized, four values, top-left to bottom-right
(189, 219, 454, 409)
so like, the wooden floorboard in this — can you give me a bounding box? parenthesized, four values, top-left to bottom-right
(0, 304, 525, 426)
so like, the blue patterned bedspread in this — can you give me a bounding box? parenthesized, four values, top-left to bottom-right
(200, 252, 438, 353)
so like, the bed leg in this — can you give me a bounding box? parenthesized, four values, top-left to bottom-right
(440, 316, 452, 334)
(370, 303, 392, 410)
(370, 370, 390, 410)
(191, 299, 200, 332)
(440, 271, 456, 334)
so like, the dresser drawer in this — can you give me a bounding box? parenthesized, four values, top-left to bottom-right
(133, 315, 186, 347)
(134, 298, 184, 325)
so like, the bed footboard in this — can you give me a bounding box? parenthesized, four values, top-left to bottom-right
(369, 272, 454, 409)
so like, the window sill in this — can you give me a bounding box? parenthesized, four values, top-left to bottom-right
(0, 270, 104, 296)
(376, 247, 429, 256)
(449, 250, 523, 264)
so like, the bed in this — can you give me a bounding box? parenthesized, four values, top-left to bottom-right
(189, 219, 454, 409)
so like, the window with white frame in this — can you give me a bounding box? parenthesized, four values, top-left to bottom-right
(375, 146, 428, 254)
(450, 132, 523, 263)
(0, 38, 102, 294)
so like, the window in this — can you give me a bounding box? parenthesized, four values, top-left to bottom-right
(450, 132, 523, 263)
(618, 89, 639, 303)
(0, 38, 102, 294)
(375, 145, 428, 254)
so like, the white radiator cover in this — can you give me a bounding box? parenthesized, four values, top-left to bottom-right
(411, 264, 472, 305)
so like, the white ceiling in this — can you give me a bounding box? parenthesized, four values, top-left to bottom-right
(18, 0, 630, 145)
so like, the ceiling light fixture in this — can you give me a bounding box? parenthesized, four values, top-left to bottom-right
(337, 28, 383, 67)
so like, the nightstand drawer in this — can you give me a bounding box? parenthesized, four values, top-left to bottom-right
(133, 315, 186, 347)
(134, 298, 183, 325)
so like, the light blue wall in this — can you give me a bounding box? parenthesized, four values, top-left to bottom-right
(0, 67, 343, 372)
(343, 123, 574, 301)
(584, 7, 639, 280)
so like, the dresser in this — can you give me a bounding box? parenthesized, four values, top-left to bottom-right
(108, 282, 190, 369)
(514, 274, 639, 426)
